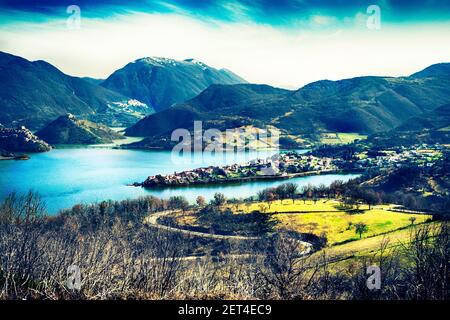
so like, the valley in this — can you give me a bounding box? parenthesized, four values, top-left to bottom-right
(0, 51, 448, 301)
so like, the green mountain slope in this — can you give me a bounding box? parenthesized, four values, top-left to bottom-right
(36, 114, 124, 145)
(125, 64, 450, 142)
(125, 84, 289, 137)
(368, 104, 450, 147)
(409, 62, 450, 78)
(0, 51, 153, 131)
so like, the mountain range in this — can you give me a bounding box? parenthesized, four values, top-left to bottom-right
(1, 50, 449, 149)
(125, 63, 450, 147)
(0, 52, 245, 131)
(101, 57, 246, 112)
(0, 52, 155, 131)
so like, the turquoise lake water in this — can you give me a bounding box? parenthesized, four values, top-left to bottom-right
(0, 148, 359, 214)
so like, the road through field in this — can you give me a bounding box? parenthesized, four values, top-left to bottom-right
(144, 210, 313, 254)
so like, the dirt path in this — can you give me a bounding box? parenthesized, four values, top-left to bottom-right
(145, 210, 260, 241)
(144, 210, 313, 254)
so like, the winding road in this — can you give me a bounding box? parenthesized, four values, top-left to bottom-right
(145, 210, 261, 241)
(144, 210, 313, 255)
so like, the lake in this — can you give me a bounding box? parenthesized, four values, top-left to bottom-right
(0, 148, 359, 214)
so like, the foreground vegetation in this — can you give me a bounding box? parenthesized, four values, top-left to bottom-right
(0, 162, 446, 300)
(0, 189, 448, 300)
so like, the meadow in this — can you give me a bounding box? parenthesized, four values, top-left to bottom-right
(317, 222, 442, 260)
(319, 132, 368, 145)
(229, 199, 432, 244)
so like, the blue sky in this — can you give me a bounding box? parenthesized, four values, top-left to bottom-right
(2, 0, 450, 23)
(0, 0, 449, 87)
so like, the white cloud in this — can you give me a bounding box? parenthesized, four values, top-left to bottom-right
(309, 15, 338, 27)
(0, 12, 449, 89)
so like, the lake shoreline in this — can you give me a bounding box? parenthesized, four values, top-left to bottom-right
(135, 169, 363, 189)
(0, 148, 359, 214)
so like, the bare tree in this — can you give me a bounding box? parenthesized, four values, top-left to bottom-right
(257, 234, 318, 299)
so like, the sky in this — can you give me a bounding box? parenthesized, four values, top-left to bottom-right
(0, 0, 449, 89)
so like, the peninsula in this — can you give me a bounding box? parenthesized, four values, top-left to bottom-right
(137, 152, 339, 188)
(136, 144, 445, 188)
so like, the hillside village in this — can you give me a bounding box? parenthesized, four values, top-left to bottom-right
(346, 144, 445, 169)
(0, 126, 51, 154)
(139, 144, 446, 188)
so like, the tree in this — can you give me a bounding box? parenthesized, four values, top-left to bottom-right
(275, 184, 288, 203)
(250, 211, 278, 234)
(258, 203, 268, 213)
(196, 196, 206, 207)
(266, 192, 277, 209)
(316, 184, 327, 199)
(402, 223, 450, 299)
(211, 193, 227, 207)
(284, 183, 298, 203)
(258, 233, 317, 299)
(344, 185, 364, 210)
(329, 180, 344, 199)
(354, 222, 368, 239)
(409, 216, 417, 225)
(257, 190, 266, 202)
(360, 190, 379, 210)
(168, 196, 189, 212)
(403, 194, 418, 210)
(244, 201, 252, 212)
(257, 187, 280, 208)
(301, 184, 315, 203)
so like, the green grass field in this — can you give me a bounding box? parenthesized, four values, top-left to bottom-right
(232, 200, 431, 245)
(310, 221, 443, 274)
(320, 132, 367, 145)
(234, 199, 344, 213)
